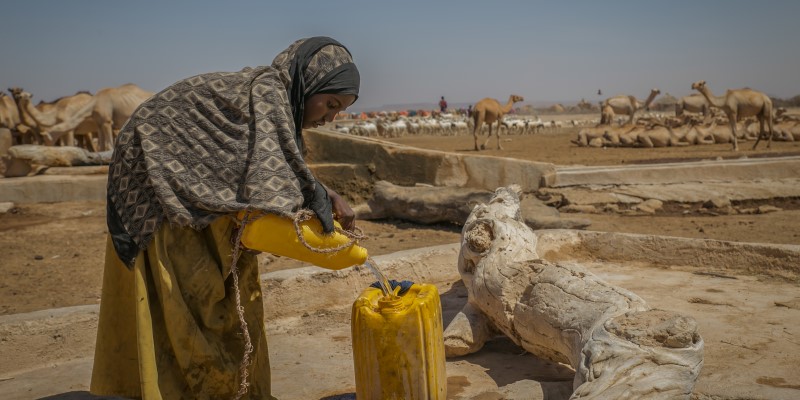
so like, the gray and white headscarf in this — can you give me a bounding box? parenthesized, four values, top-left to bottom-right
(107, 37, 360, 267)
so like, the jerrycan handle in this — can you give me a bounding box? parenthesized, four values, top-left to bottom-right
(291, 209, 367, 254)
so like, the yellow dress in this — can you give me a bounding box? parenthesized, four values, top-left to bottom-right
(90, 216, 276, 400)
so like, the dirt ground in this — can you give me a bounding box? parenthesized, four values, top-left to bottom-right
(1, 127, 799, 398)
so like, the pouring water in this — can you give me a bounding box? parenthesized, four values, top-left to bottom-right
(364, 257, 394, 298)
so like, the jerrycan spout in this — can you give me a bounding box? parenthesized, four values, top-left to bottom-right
(237, 211, 368, 270)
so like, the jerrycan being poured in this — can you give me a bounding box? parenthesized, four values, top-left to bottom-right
(351, 280, 447, 399)
(237, 211, 368, 270)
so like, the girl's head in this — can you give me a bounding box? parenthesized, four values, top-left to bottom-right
(272, 37, 360, 134)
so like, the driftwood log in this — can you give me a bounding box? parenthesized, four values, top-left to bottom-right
(3, 144, 112, 177)
(443, 185, 703, 399)
(356, 180, 591, 229)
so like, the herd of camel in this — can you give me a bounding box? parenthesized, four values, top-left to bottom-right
(1, 80, 796, 157)
(574, 81, 798, 151)
(472, 81, 796, 152)
(0, 84, 154, 153)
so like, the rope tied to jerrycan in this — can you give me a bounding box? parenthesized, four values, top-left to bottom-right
(292, 209, 368, 253)
(229, 210, 255, 400)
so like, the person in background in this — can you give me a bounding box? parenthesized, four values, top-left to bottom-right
(439, 96, 448, 113)
(90, 36, 359, 399)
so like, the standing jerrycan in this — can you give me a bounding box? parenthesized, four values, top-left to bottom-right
(237, 211, 368, 270)
(351, 283, 446, 399)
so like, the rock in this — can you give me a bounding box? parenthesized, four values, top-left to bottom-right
(365, 180, 493, 225)
(757, 205, 782, 214)
(559, 204, 599, 214)
(703, 196, 731, 209)
(525, 216, 592, 230)
(635, 199, 664, 214)
(519, 194, 559, 219)
(0, 202, 14, 214)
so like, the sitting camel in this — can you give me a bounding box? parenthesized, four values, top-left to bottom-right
(443, 185, 704, 399)
(570, 124, 613, 147)
(599, 88, 661, 125)
(634, 123, 690, 148)
(774, 108, 800, 141)
(603, 124, 645, 147)
(692, 119, 752, 146)
(691, 80, 774, 150)
(774, 120, 800, 142)
(776, 107, 800, 122)
(471, 94, 524, 151)
(670, 119, 715, 145)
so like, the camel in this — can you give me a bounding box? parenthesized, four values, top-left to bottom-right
(600, 104, 616, 127)
(599, 88, 661, 125)
(669, 119, 715, 145)
(774, 120, 800, 142)
(4, 89, 41, 145)
(40, 83, 154, 151)
(471, 94, 524, 151)
(776, 107, 800, 122)
(634, 123, 690, 148)
(572, 125, 606, 147)
(91, 83, 154, 150)
(692, 119, 752, 146)
(675, 94, 709, 118)
(11, 89, 99, 150)
(603, 124, 646, 147)
(0, 93, 24, 144)
(773, 108, 800, 141)
(576, 98, 594, 111)
(691, 80, 774, 151)
(0, 93, 21, 162)
(0, 93, 21, 131)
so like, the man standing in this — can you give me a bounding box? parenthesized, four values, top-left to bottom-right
(439, 96, 448, 113)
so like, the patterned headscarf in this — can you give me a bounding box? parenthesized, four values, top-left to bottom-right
(106, 37, 360, 267)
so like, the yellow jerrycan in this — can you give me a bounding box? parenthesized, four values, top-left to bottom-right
(237, 211, 368, 270)
(351, 283, 447, 399)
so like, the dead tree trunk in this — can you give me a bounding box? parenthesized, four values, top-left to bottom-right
(443, 185, 703, 399)
(3, 144, 112, 177)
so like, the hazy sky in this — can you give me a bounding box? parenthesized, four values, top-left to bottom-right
(2, 1, 799, 111)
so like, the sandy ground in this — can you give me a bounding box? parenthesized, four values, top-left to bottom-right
(1, 128, 799, 399)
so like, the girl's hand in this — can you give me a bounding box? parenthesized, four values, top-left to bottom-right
(326, 186, 355, 231)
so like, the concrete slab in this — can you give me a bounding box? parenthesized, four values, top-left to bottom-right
(0, 175, 107, 203)
(543, 178, 800, 205)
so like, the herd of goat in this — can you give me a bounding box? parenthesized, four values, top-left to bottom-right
(331, 113, 587, 138)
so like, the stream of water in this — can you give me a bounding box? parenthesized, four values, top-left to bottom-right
(364, 257, 394, 297)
